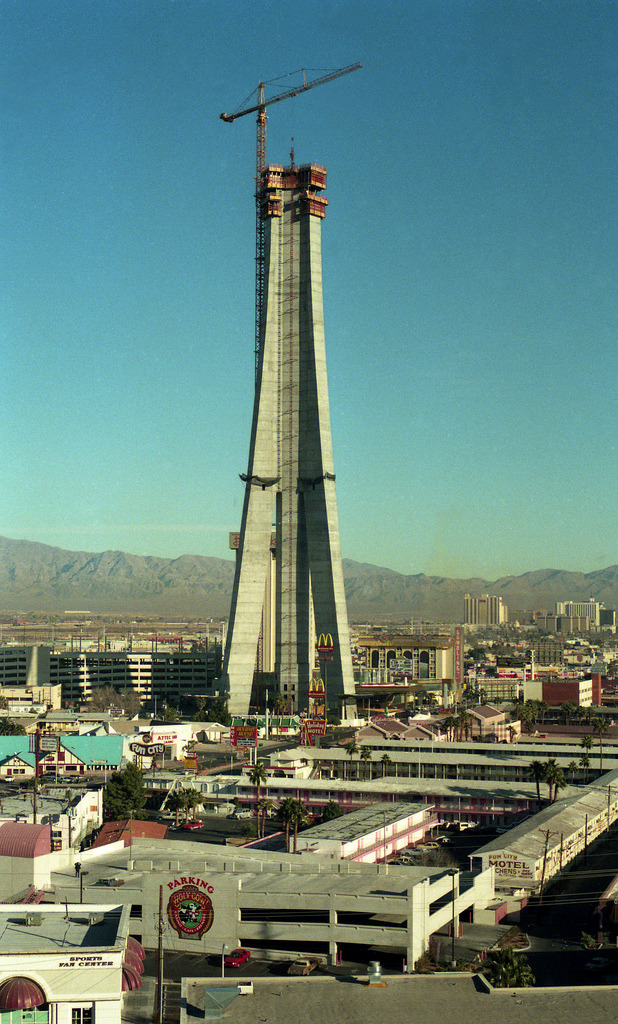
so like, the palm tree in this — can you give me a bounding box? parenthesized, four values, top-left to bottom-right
(456, 709, 471, 741)
(579, 751, 591, 783)
(359, 746, 373, 780)
(248, 763, 268, 809)
(594, 717, 607, 773)
(561, 701, 577, 726)
(167, 790, 184, 828)
(278, 797, 308, 853)
(442, 716, 456, 741)
(177, 787, 192, 824)
(185, 787, 203, 821)
(485, 948, 535, 988)
(289, 798, 309, 853)
(527, 760, 547, 809)
(380, 753, 393, 778)
(345, 740, 359, 780)
(544, 760, 565, 803)
(256, 797, 274, 838)
(567, 760, 579, 783)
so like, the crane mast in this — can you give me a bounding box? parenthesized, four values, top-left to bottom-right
(221, 64, 361, 379)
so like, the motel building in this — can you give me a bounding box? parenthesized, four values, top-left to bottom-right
(292, 803, 438, 861)
(0, 903, 141, 1024)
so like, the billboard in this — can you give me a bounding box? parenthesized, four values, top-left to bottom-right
(454, 626, 463, 693)
(308, 677, 326, 720)
(230, 725, 258, 749)
(316, 632, 334, 660)
(130, 741, 166, 757)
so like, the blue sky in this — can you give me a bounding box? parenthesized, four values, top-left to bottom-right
(1, 0, 616, 581)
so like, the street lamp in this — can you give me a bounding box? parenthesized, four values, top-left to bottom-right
(221, 943, 229, 979)
(448, 870, 457, 967)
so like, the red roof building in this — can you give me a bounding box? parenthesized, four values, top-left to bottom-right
(92, 819, 167, 849)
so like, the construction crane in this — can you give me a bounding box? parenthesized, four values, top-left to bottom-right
(220, 63, 361, 378)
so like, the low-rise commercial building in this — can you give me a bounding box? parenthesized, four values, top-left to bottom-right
(0, 903, 136, 1024)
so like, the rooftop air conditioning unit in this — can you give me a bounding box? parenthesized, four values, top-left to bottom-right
(25, 914, 42, 927)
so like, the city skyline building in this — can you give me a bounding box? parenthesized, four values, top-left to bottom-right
(221, 161, 355, 717)
(464, 594, 508, 626)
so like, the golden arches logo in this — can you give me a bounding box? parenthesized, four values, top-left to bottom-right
(317, 633, 334, 649)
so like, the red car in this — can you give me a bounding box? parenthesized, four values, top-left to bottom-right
(224, 948, 251, 968)
(181, 821, 202, 831)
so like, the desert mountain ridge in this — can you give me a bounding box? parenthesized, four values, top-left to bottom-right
(0, 535, 616, 622)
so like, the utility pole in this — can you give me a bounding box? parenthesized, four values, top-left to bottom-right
(32, 728, 40, 825)
(156, 884, 164, 1024)
(539, 829, 552, 902)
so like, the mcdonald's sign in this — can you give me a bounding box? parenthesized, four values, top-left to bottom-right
(316, 633, 334, 660)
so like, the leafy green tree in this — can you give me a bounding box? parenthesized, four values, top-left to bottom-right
(195, 696, 231, 726)
(161, 703, 180, 723)
(0, 719, 26, 735)
(103, 763, 146, 821)
(321, 800, 343, 823)
(485, 948, 535, 988)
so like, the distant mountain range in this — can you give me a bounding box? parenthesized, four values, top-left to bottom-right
(0, 535, 617, 622)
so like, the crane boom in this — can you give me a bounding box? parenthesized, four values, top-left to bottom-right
(221, 62, 361, 380)
(219, 63, 362, 122)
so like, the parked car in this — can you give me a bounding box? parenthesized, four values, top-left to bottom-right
(181, 821, 202, 831)
(287, 958, 320, 976)
(224, 948, 251, 968)
(585, 956, 614, 972)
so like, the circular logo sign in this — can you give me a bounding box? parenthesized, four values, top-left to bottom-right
(167, 884, 214, 939)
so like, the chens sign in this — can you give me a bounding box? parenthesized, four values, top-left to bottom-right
(130, 741, 166, 757)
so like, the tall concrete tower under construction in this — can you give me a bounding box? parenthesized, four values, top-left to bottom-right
(222, 160, 355, 718)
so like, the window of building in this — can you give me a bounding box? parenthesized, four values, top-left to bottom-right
(71, 1008, 93, 1024)
(1, 1009, 49, 1024)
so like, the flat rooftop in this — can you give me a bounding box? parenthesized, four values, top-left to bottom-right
(0, 904, 124, 954)
(299, 802, 427, 843)
(51, 840, 450, 904)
